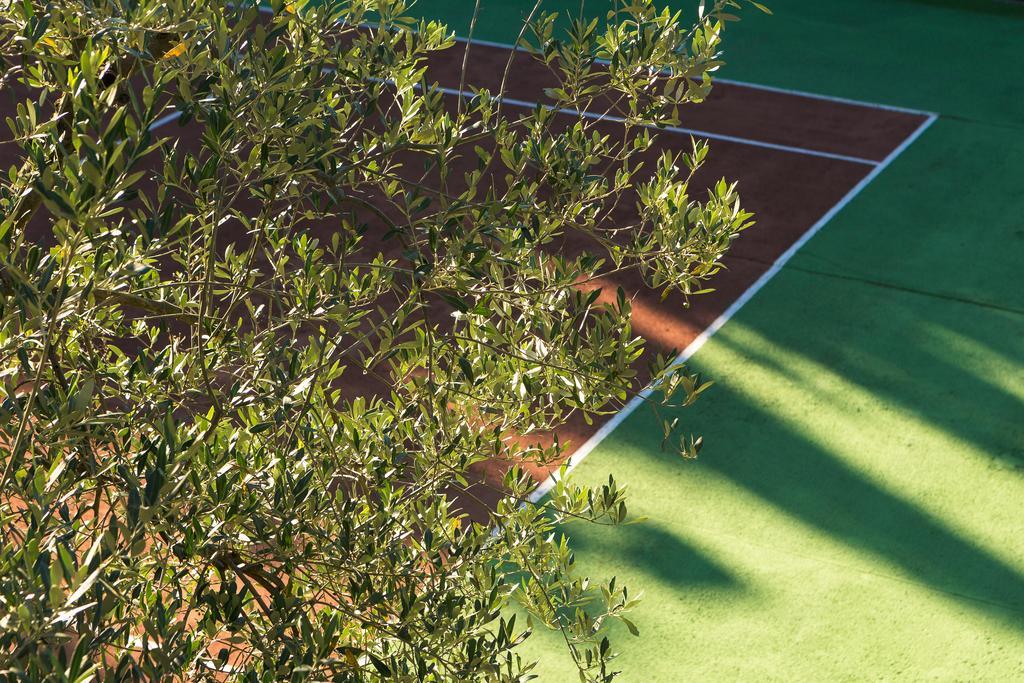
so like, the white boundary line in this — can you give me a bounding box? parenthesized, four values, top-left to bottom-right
(712, 77, 932, 116)
(149, 111, 184, 130)
(431, 85, 878, 166)
(527, 111, 938, 503)
(149, 76, 877, 165)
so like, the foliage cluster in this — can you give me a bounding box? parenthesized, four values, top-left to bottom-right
(0, 0, 754, 679)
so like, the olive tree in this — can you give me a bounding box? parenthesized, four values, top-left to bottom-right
(0, 0, 757, 679)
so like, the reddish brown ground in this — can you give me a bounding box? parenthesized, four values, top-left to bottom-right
(424, 41, 925, 162)
(0, 40, 928, 521)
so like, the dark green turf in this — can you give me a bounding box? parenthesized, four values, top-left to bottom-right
(413, 1, 1024, 678)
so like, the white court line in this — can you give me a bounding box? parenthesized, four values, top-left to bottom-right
(712, 77, 933, 116)
(431, 85, 878, 166)
(150, 70, 875, 164)
(149, 111, 183, 130)
(527, 111, 938, 503)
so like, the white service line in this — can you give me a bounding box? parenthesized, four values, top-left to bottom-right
(712, 78, 934, 116)
(431, 85, 879, 166)
(527, 111, 938, 504)
(149, 111, 184, 130)
(150, 78, 876, 164)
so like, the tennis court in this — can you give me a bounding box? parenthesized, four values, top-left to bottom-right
(425, 38, 935, 487)
(132, 22, 938, 517)
(4, 0, 1022, 678)
(411, 0, 1024, 679)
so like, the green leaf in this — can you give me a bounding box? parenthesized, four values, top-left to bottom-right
(368, 654, 392, 676)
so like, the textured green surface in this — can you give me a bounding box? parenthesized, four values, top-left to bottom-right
(416, 0, 1024, 678)
(520, 271, 1024, 679)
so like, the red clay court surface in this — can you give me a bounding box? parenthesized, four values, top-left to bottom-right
(0, 36, 934, 515)
(418, 41, 934, 507)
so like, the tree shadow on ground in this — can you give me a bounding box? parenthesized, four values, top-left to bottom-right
(614, 381, 1024, 629)
(709, 280, 1024, 473)
(565, 519, 740, 589)
(602, 267, 1024, 628)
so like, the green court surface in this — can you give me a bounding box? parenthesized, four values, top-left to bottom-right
(418, 1, 1024, 678)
